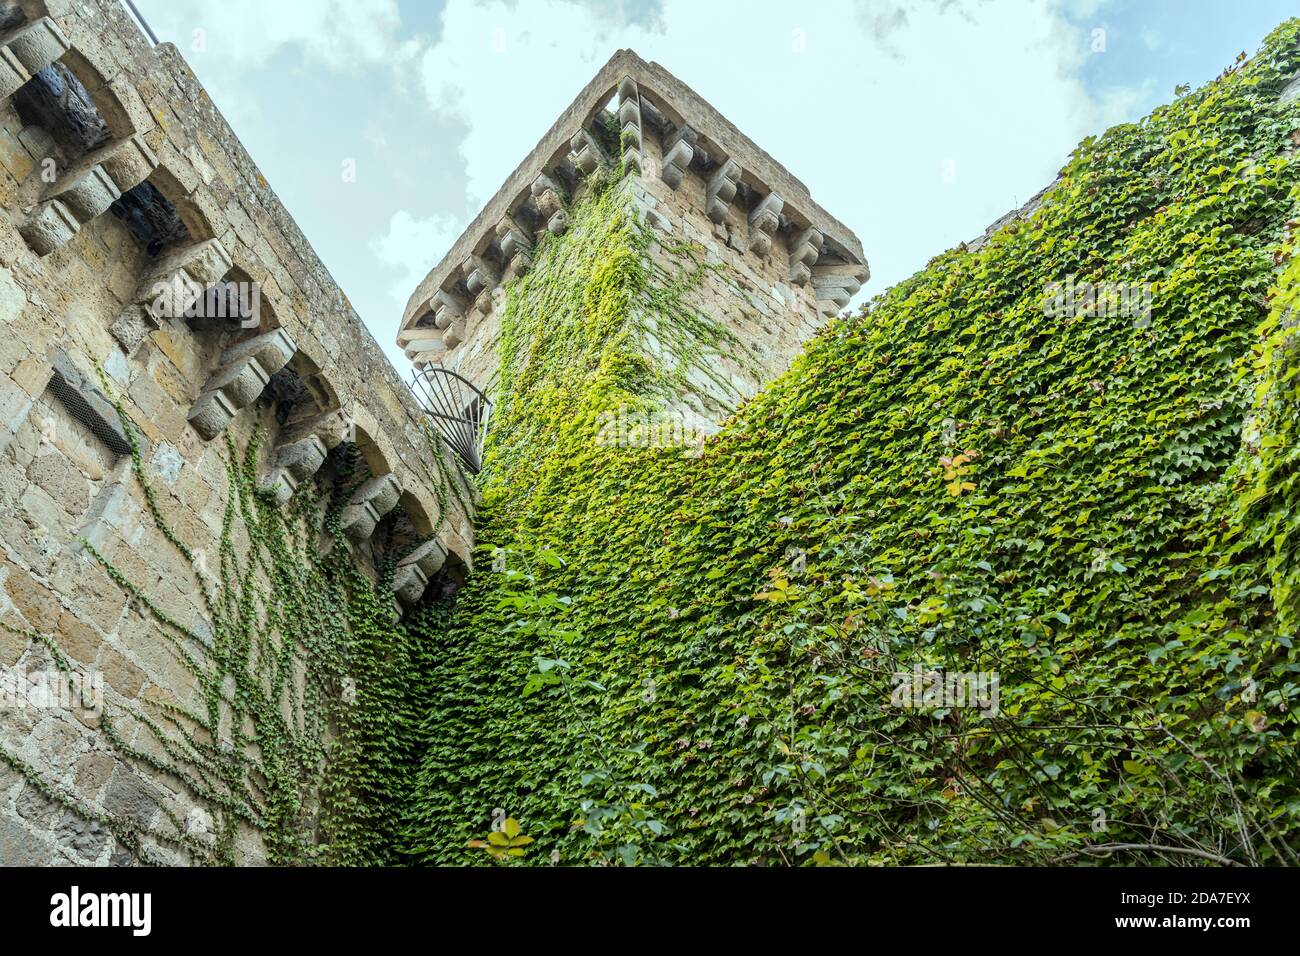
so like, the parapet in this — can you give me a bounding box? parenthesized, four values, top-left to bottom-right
(397, 49, 869, 387)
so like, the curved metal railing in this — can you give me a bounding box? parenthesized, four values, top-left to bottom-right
(409, 366, 491, 474)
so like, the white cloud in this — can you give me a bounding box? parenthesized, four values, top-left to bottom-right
(415, 0, 643, 207)
(369, 210, 465, 371)
(1140, 28, 1165, 52)
(1054, 0, 1113, 19)
(371, 210, 465, 305)
(136, 0, 412, 73)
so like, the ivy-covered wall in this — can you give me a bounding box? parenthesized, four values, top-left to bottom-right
(410, 22, 1300, 866)
(1, 396, 457, 865)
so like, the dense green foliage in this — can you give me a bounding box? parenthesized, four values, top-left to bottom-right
(1238, 164, 1300, 636)
(411, 23, 1300, 865)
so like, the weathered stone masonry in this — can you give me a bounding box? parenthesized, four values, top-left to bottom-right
(0, 0, 474, 864)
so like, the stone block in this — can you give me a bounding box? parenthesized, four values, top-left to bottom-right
(391, 562, 428, 607)
(103, 766, 161, 830)
(186, 388, 237, 441)
(706, 159, 740, 224)
(49, 554, 127, 634)
(4, 560, 60, 632)
(0, 17, 69, 77)
(15, 782, 58, 827)
(340, 499, 380, 543)
(531, 173, 564, 218)
(790, 226, 823, 269)
(661, 135, 694, 189)
(568, 127, 608, 175)
(1281, 73, 1300, 105)
(109, 842, 136, 866)
(400, 538, 448, 577)
(0, 613, 28, 666)
(621, 147, 643, 177)
(0, 49, 27, 101)
(218, 328, 295, 378)
(279, 409, 349, 451)
(99, 135, 160, 192)
(502, 250, 532, 280)
(496, 215, 531, 256)
(73, 751, 115, 795)
(432, 288, 466, 325)
(56, 611, 101, 666)
(147, 441, 183, 486)
(204, 355, 270, 409)
(618, 96, 640, 130)
(0, 815, 61, 865)
(27, 452, 88, 517)
(340, 472, 401, 542)
(273, 434, 326, 482)
(404, 336, 446, 362)
(461, 255, 499, 298)
(145, 238, 233, 288)
(46, 163, 121, 224)
(747, 192, 784, 256)
(109, 304, 154, 356)
(56, 810, 108, 861)
(16, 122, 54, 161)
(0, 125, 33, 182)
(19, 199, 79, 256)
(258, 468, 296, 505)
(348, 472, 402, 515)
(99, 645, 146, 698)
(0, 264, 27, 325)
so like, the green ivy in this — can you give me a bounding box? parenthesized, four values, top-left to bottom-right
(409, 21, 1300, 866)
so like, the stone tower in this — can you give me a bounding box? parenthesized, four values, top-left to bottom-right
(397, 50, 869, 429)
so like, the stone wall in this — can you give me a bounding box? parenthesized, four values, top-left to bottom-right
(629, 138, 851, 426)
(0, 0, 474, 865)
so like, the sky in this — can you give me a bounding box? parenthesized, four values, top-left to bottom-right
(128, 0, 1299, 376)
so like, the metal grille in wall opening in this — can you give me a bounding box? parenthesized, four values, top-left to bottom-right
(409, 366, 492, 474)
